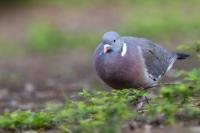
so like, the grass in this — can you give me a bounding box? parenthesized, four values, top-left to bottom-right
(25, 22, 99, 54)
(120, 1, 200, 39)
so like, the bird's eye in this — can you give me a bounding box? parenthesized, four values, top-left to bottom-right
(113, 40, 116, 43)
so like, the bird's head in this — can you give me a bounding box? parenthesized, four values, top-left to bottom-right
(101, 31, 127, 56)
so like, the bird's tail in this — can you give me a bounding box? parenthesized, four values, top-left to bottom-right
(176, 53, 190, 60)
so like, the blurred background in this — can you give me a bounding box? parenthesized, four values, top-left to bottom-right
(0, 0, 199, 113)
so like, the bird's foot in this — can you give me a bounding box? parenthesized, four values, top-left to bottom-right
(135, 96, 150, 111)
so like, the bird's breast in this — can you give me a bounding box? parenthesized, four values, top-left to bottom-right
(94, 50, 148, 89)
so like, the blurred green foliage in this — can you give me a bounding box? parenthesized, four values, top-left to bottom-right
(25, 23, 98, 54)
(120, 1, 200, 38)
(24, 0, 200, 55)
(122, 15, 200, 38)
(1, 0, 200, 55)
(26, 23, 65, 54)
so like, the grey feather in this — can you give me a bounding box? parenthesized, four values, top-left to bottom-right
(121, 37, 176, 80)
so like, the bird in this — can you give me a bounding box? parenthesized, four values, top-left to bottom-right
(93, 31, 189, 89)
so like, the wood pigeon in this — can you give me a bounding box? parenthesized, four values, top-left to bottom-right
(93, 31, 189, 89)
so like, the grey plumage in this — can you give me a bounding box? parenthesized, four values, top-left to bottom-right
(122, 37, 176, 80)
(93, 31, 189, 89)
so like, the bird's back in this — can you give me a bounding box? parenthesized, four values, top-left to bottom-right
(121, 36, 177, 82)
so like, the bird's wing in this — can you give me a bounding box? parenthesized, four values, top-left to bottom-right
(139, 38, 176, 80)
(123, 37, 176, 81)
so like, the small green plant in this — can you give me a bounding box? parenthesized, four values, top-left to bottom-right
(0, 110, 54, 130)
(0, 89, 146, 133)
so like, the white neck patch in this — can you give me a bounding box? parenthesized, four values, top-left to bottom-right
(121, 42, 127, 57)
